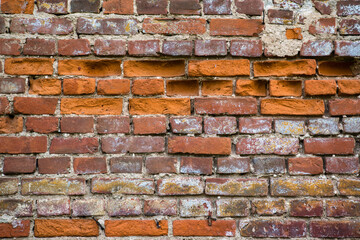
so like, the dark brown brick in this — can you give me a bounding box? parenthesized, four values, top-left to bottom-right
(3, 157, 36, 174)
(146, 157, 177, 174)
(70, 0, 100, 12)
(38, 157, 70, 174)
(170, 0, 200, 14)
(110, 157, 142, 173)
(136, 0, 167, 14)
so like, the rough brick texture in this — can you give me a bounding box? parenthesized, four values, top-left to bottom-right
(1, 0, 360, 238)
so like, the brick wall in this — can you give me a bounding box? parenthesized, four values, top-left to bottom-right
(0, 0, 360, 238)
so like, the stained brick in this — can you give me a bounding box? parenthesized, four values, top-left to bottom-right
(180, 157, 213, 175)
(157, 177, 204, 195)
(325, 157, 359, 174)
(288, 157, 323, 175)
(326, 200, 360, 217)
(195, 40, 227, 56)
(97, 117, 130, 134)
(268, 9, 294, 24)
(0, 199, 32, 217)
(290, 199, 323, 217)
(343, 117, 360, 133)
(0, 39, 21, 55)
(94, 40, 126, 56)
(217, 157, 250, 174)
(173, 220, 236, 237)
(11, 18, 73, 35)
(102, 136, 164, 153)
(338, 179, 360, 195)
(37, 0, 68, 13)
(310, 221, 360, 238)
(110, 157, 142, 173)
(162, 41, 193, 56)
(271, 178, 334, 196)
(71, 199, 105, 216)
(143, 18, 206, 35)
(77, 18, 138, 35)
(0, 220, 30, 238)
(237, 137, 299, 155)
(146, 157, 177, 174)
(21, 178, 86, 195)
(239, 118, 272, 134)
(144, 199, 177, 216)
(23, 39, 56, 56)
(107, 198, 141, 216)
(37, 198, 70, 216)
(251, 199, 286, 216)
(252, 157, 286, 174)
(180, 198, 212, 217)
(170, 117, 202, 134)
(216, 199, 249, 217)
(195, 98, 257, 115)
(230, 40, 262, 57)
(274, 120, 305, 135)
(170, 0, 201, 14)
(206, 178, 268, 196)
(241, 220, 306, 238)
(91, 178, 154, 194)
(235, 0, 264, 15)
(204, 117, 237, 135)
(136, 0, 167, 14)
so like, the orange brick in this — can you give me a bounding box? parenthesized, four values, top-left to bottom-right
(318, 61, 355, 76)
(5, 58, 54, 75)
(61, 98, 123, 115)
(63, 78, 96, 95)
(105, 220, 168, 237)
(0, 116, 23, 133)
(97, 79, 130, 95)
(29, 79, 61, 95)
(338, 79, 360, 95)
(254, 60, 316, 77)
(236, 80, 266, 96)
(58, 59, 122, 77)
(124, 60, 185, 77)
(202, 80, 233, 96)
(270, 80, 302, 97)
(1, 0, 34, 13)
(261, 99, 324, 115)
(34, 219, 98, 237)
(189, 60, 250, 76)
(210, 19, 264, 36)
(129, 98, 190, 115)
(132, 79, 164, 95)
(0, 220, 30, 238)
(167, 80, 199, 96)
(286, 28, 302, 39)
(173, 220, 236, 237)
(305, 80, 337, 95)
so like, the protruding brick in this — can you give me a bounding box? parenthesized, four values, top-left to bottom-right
(60, 117, 94, 133)
(14, 97, 57, 115)
(210, 19, 264, 36)
(38, 157, 70, 174)
(310, 221, 360, 238)
(0, 116, 23, 133)
(37, 0, 68, 13)
(22, 178, 85, 195)
(5, 58, 54, 75)
(77, 18, 138, 35)
(94, 39, 126, 56)
(107, 198, 141, 216)
(195, 40, 227, 56)
(261, 99, 324, 115)
(180, 198, 212, 217)
(288, 157, 323, 175)
(110, 157, 142, 173)
(157, 177, 203, 195)
(0, 220, 30, 238)
(216, 199, 249, 217)
(338, 79, 360, 95)
(239, 118, 272, 134)
(58, 59, 122, 77)
(37, 198, 70, 216)
(275, 120, 305, 135)
(180, 157, 212, 175)
(61, 98, 123, 115)
(270, 80, 302, 96)
(189, 60, 250, 76)
(195, 98, 257, 115)
(102, 136, 164, 153)
(73, 157, 107, 174)
(241, 220, 306, 238)
(97, 117, 130, 134)
(91, 178, 154, 194)
(304, 138, 355, 155)
(290, 199, 323, 217)
(26, 117, 58, 133)
(29, 78, 61, 95)
(329, 99, 360, 115)
(143, 18, 206, 35)
(71, 199, 105, 216)
(325, 157, 359, 174)
(34, 219, 98, 237)
(144, 199, 177, 216)
(3, 157, 36, 174)
(0, 136, 47, 154)
(162, 40, 193, 56)
(1, 0, 34, 13)
(124, 60, 185, 77)
(254, 59, 316, 76)
(202, 80, 233, 96)
(217, 157, 250, 174)
(308, 118, 339, 135)
(339, 19, 360, 35)
(129, 98, 190, 115)
(230, 40, 262, 57)
(146, 157, 177, 174)
(252, 157, 286, 174)
(235, 0, 264, 15)
(251, 199, 286, 215)
(309, 18, 336, 35)
(301, 40, 333, 56)
(132, 79, 164, 95)
(173, 220, 236, 237)
(58, 39, 91, 56)
(271, 178, 334, 196)
(206, 178, 268, 196)
(204, 117, 237, 135)
(50, 137, 98, 154)
(305, 79, 337, 95)
(237, 137, 299, 155)
(170, 117, 202, 134)
(286, 28, 302, 39)
(339, 179, 360, 195)
(326, 200, 360, 217)
(268, 9, 293, 24)
(11, 17, 73, 35)
(105, 220, 168, 237)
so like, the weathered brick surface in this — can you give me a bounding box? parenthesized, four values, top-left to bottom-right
(206, 178, 268, 196)
(173, 220, 236, 236)
(105, 220, 168, 236)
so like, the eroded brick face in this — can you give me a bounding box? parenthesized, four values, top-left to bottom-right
(1, 0, 360, 238)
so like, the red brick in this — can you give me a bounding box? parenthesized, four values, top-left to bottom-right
(206, 178, 268, 196)
(173, 220, 236, 237)
(105, 220, 168, 237)
(94, 39, 126, 56)
(268, 9, 293, 24)
(38, 157, 70, 174)
(60, 117, 94, 133)
(235, 0, 264, 15)
(144, 199, 177, 216)
(5, 58, 54, 75)
(195, 40, 227, 56)
(339, 19, 360, 35)
(133, 117, 166, 134)
(61, 98, 123, 115)
(97, 117, 130, 134)
(0, 97, 10, 114)
(195, 98, 257, 115)
(304, 138, 355, 155)
(329, 99, 360, 115)
(162, 40, 193, 56)
(107, 198, 141, 216)
(170, 0, 200, 14)
(230, 40, 262, 57)
(168, 136, 231, 155)
(170, 116, 202, 134)
(180, 157, 212, 175)
(237, 137, 299, 155)
(128, 40, 160, 56)
(189, 59, 250, 76)
(0, 39, 21, 55)
(103, 0, 133, 14)
(241, 220, 306, 238)
(14, 97, 57, 115)
(167, 80, 199, 96)
(98, 79, 130, 95)
(310, 221, 360, 238)
(132, 79, 164, 95)
(37, 0, 67, 13)
(0, 220, 30, 238)
(314, 0, 331, 14)
(326, 200, 360, 217)
(35, 219, 98, 237)
(23, 38, 56, 56)
(74, 157, 107, 174)
(146, 157, 177, 174)
(91, 178, 154, 194)
(71, 198, 104, 216)
(271, 178, 334, 196)
(288, 157, 323, 175)
(29, 78, 61, 95)
(157, 177, 203, 195)
(216, 199, 249, 217)
(252, 157, 286, 174)
(337, 0, 360, 16)
(50, 137, 98, 154)
(204, 0, 231, 14)
(21, 178, 86, 195)
(0, 136, 47, 154)
(202, 80, 233, 96)
(254, 59, 316, 76)
(136, 0, 166, 14)
(210, 19, 264, 36)
(338, 79, 360, 95)
(77, 17, 138, 35)
(37, 198, 70, 216)
(143, 18, 206, 35)
(0, 116, 23, 133)
(204, 116, 237, 135)
(3, 157, 36, 174)
(110, 157, 142, 173)
(290, 199, 323, 217)
(26, 117, 58, 133)
(102, 136, 164, 153)
(309, 18, 336, 35)
(251, 199, 285, 216)
(217, 157, 250, 174)
(239, 117, 272, 134)
(180, 198, 212, 217)
(59, 59, 122, 77)
(261, 99, 324, 115)
(1, 0, 34, 13)
(58, 39, 91, 56)
(325, 157, 359, 174)
(11, 18, 73, 35)
(129, 98, 190, 115)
